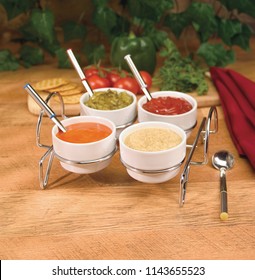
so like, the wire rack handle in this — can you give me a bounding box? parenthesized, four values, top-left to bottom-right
(36, 92, 66, 189)
(179, 106, 218, 207)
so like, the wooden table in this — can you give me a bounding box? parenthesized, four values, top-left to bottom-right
(0, 47, 255, 260)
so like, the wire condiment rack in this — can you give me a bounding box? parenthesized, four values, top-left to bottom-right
(35, 92, 218, 207)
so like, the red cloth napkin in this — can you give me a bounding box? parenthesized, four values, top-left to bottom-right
(210, 67, 255, 170)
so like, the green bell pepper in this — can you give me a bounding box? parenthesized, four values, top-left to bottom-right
(110, 33, 156, 75)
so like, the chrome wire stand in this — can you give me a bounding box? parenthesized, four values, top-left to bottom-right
(35, 93, 218, 194)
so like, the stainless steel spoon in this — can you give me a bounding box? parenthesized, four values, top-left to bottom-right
(124, 54, 153, 101)
(212, 150, 235, 220)
(66, 48, 94, 97)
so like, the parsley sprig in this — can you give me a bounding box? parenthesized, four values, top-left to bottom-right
(153, 39, 208, 96)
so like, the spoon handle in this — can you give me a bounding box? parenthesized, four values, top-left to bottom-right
(124, 54, 152, 101)
(220, 168, 228, 220)
(24, 84, 67, 133)
(66, 48, 93, 97)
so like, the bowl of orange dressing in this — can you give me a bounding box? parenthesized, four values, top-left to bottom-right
(52, 116, 116, 174)
(56, 122, 112, 144)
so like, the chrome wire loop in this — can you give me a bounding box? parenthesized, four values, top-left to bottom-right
(120, 157, 185, 175)
(36, 92, 66, 189)
(179, 106, 218, 207)
(54, 146, 118, 166)
(36, 91, 66, 149)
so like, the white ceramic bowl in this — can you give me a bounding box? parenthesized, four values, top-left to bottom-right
(138, 91, 197, 138)
(52, 116, 116, 174)
(80, 88, 137, 137)
(119, 121, 186, 183)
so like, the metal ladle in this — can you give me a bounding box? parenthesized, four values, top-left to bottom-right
(212, 150, 235, 220)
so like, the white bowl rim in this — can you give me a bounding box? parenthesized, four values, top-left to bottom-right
(119, 121, 186, 155)
(52, 115, 116, 147)
(138, 90, 197, 118)
(80, 87, 137, 113)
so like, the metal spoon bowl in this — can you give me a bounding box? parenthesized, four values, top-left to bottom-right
(212, 150, 235, 220)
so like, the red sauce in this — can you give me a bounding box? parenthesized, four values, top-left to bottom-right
(56, 122, 112, 143)
(142, 96, 193, 115)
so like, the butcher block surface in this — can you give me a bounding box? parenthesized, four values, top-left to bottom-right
(0, 41, 255, 260)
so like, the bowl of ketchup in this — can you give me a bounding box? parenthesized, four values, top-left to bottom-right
(52, 116, 116, 174)
(138, 91, 197, 137)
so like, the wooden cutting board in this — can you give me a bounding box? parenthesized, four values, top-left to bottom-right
(27, 69, 220, 116)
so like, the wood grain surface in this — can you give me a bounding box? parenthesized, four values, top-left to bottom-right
(0, 43, 255, 260)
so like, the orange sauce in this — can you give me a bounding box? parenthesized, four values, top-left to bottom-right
(56, 122, 112, 143)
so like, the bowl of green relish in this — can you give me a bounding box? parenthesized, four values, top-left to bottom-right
(80, 88, 137, 137)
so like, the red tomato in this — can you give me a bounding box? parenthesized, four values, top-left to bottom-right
(106, 72, 121, 86)
(138, 71, 152, 94)
(113, 77, 139, 94)
(84, 66, 107, 78)
(87, 74, 111, 90)
(106, 69, 130, 86)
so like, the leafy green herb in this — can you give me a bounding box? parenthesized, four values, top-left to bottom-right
(0, 49, 20, 71)
(153, 39, 208, 96)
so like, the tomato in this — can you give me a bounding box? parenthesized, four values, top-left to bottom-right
(84, 66, 107, 78)
(106, 72, 122, 86)
(106, 69, 130, 86)
(138, 71, 152, 94)
(113, 77, 139, 94)
(87, 74, 111, 90)
(83, 66, 151, 93)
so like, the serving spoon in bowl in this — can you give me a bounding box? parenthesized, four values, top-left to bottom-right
(24, 84, 67, 133)
(124, 54, 153, 101)
(212, 150, 235, 220)
(66, 48, 94, 98)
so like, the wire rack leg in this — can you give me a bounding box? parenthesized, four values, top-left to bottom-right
(39, 146, 54, 189)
